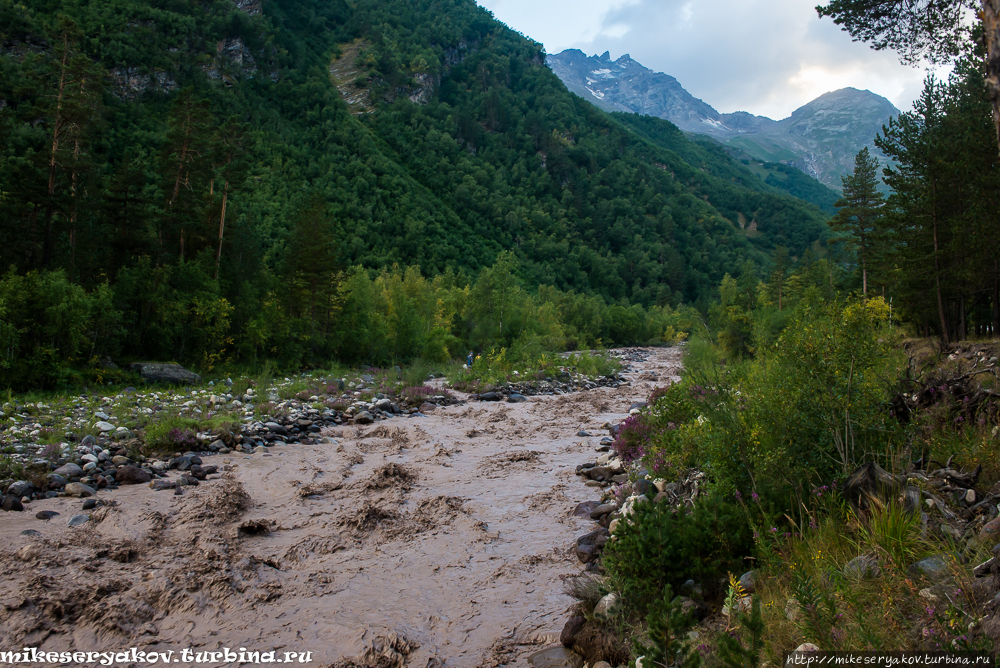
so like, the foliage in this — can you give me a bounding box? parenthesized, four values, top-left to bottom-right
(0, 0, 831, 389)
(874, 60, 1000, 343)
(830, 147, 884, 295)
(633, 586, 703, 668)
(717, 595, 765, 668)
(603, 492, 753, 616)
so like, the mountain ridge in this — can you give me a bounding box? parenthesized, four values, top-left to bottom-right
(547, 48, 900, 189)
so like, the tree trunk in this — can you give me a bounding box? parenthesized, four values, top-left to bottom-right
(42, 32, 70, 267)
(993, 268, 1000, 335)
(931, 179, 950, 344)
(69, 138, 80, 282)
(984, 0, 1000, 154)
(959, 294, 967, 342)
(214, 179, 229, 280)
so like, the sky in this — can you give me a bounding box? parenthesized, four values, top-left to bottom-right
(477, 0, 948, 119)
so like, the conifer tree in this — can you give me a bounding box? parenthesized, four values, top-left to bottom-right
(831, 147, 883, 295)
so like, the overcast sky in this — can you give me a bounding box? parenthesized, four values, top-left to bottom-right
(478, 0, 946, 119)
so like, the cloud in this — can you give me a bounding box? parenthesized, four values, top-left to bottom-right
(478, 0, 944, 118)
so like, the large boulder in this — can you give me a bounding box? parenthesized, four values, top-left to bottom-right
(130, 362, 201, 385)
(6, 480, 34, 497)
(115, 465, 151, 485)
(64, 482, 95, 498)
(53, 463, 83, 478)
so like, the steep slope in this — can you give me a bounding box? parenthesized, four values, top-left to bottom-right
(0, 0, 829, 326)
(548, 49, 899, 189)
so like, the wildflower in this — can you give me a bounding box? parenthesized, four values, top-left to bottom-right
(769, 527, 778, 533)
(734, 490, 742, 500)
(751, 492, 759, 503)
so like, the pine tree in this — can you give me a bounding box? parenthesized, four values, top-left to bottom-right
(831, 147, 883, 295)
(210, 117, 250, 279)
(159, 89, 213, 262)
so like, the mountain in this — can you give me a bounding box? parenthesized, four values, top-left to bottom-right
(0, 0, 832, 370)
(547, 49, 900, 189)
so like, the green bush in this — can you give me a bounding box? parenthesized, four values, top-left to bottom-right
(0, 269, 122, 389)
(603, 491, 753, 616)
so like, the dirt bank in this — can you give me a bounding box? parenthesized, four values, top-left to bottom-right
(0, 348, 682, 667)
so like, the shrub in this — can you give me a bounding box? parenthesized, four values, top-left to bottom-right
(604, 491, 753, 616)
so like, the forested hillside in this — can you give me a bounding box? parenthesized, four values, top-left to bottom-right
(0, 0, 831, 386)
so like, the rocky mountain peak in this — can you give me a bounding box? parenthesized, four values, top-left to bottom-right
(547, 49, 899, 189)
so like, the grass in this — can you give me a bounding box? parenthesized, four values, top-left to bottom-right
(140, 413, 243, 453)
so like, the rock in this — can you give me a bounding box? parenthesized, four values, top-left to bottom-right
(680, 579, 703, 598)
(723, 595, 752, 617)
(35, 510, 59, 520)
(525, 646, 583, 668)
(208, 440, 226, 451)
(787, 644, 821, 663)
(149, 479, 178, 491)
(67, 514, 89, 527)
(592, 663, 612, 668)
(83, 462, 98, 472)
(254, 446, 269, 454)
(593, 592, 620, 618)
(966, 489, 977, 505)
(375, 398, 393, 412)
(479, 391, 501, 402)
(590, 503, 617, 520)
(19, 530, 41, 537)
(577, 430, 592, 437)
(130, 362, 201, 384)
(18, 544, 42, 561)
(355, 411, 374, 425)
(169, 456, 193, 471)
(678, 596, 709, 621)
(82, 499, 97, 510)
(94, 421, 115, 432)
(844, 553, 881, 579)
(111, 456, 129, 465)
(980, 516, 1000, 541)
(577, 529, 609, 547)
(739, 570, 757, 594)
(919, 587, 940, 603)
(908, 555, 952, 581)
(634, 478, 656, 498)
(575, 544, 598, 563)
(64, 482, 95, 498)
(507, 393, 527, 403)
(189, 464, 207, 479)
(45, 474, 66, 489)
(629, 401, 647, 412)
(6, 480, 33, 497)
(116, 465, 151, 485)
(587, 466, 612, 482)
(264, 422, 288, 435)
(572, 501, 601, 518)
(786, 597, 801, 622)
(2, 496, 24, 511)
(561, 615, 587, 647)
(53, 463, 83, 478)
(608, 518, 620, 534)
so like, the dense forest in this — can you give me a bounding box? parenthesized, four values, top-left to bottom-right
(0, 0, 835, 388)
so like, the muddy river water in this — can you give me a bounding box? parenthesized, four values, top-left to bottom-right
(0, 348, 682, 667)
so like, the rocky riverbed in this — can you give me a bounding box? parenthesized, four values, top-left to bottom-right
(0, 347, 682, 667)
